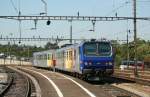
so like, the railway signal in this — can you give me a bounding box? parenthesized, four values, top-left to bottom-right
(46, 20, 51, 25)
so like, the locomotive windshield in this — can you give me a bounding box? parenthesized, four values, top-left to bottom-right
(84, 42, 111, 56)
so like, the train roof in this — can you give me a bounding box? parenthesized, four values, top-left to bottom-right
(33, 39, 112, 54)
(33, 49, 55, 55)
(58, 39, 111, 51)
(57, 43, 79, 51)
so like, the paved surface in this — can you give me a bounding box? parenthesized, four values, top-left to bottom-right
(24, 67, 123, 97)
(27, 68, 94, 97)
(21, 68, 58, 97)
(112, 83, 150, 97)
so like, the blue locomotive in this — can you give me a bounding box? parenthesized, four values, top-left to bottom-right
(78, 40, 114, 76)
(33, 39, 114, 79)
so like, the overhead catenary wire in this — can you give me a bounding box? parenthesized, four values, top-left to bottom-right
(5, 0, 150, 45)
(10, 0, 18, 14)
(18, 0, 22, 44)
(137, 0, 150, 2)
(138, 22, 150, 32)
(105, 0, 131, 16)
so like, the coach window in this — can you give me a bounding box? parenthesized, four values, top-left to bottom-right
(39, 55, 41, 60)
(66, 52, 68, 60)
(41, 55, 43, 60)
(43, 55, 45, 60)
(69, 51, 72, 60)
(36, 56, 38, 60)
(68, 51, 70, 60)
(50, 54, 52, 60)
(61, 52, 63, 59)
(42, 55, 43, 60)
(48, 54, 50, 60)
(57, 52, 60, 58)
(38, 55, 40, 60)
(69, 51, 70, 60)
(74, 50, 76, 60)
(57, 53, 59, 58)
(59, 52, 61, 58)
(45, 54, 47, 60)
(68, 51, 69, 60)
(37, 55, 39, 60)
(40, 55, 42, 60)
(64, 52, 67, 59)
(69, 51, 71, 60)
(67, 51, 69, 60)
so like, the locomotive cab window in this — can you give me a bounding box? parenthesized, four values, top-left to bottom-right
(98, 43, 111, 56)
(84, 43, 97, 56)
(84, 42, 111, 56)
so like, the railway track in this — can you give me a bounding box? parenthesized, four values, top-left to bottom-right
(2, 66, 147, 97)
(114, 68, 150, 85)
(0, 66, 36, 97)
(0, 72, 13, 97)
(19, 66, 143, 97)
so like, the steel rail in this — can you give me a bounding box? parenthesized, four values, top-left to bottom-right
(0, 74, 14, 96)
(25, 77, 32, 97)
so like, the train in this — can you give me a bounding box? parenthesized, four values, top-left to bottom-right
(33, 39, 115, 79)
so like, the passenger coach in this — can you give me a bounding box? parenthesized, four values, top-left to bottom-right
(33, 50, 55, 68)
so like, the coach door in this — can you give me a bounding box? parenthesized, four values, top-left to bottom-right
(66, 49, 73, 71)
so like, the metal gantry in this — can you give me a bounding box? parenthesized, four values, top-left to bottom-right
(0, 37, 84, 42)
(0, 16, 150, 21)
(133, 0, 138, 76)
(0, 37, 127, 42)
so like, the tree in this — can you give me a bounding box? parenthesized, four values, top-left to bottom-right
(45, 42, 59, 50)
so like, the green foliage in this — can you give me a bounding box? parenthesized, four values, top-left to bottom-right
(0, 39, 150, 65)
(114, 39, 150, 66)
(115, 55, 122, 68)
(45, 42, 59, 50)
(0, 42, 59, 58)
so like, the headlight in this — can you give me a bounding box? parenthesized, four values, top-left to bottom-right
(105, 62, 108, 65)
(89, 62, 92, 65)
(84, 62, 88, 65)
(109, 62, 113, 65)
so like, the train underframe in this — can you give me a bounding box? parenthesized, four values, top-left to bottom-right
(54, 67, 114, 81)
(35, 65, 114, 81)
(82, 68, 114, 80)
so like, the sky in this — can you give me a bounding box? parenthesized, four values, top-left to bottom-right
(0, 0, 150, 47)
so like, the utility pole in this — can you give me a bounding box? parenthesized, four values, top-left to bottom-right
(69, 20, 72, 44)
(133, 0, 138, 76)
(18, 0, 22, 44)
(28, 47, 30, 60)
(9, 33, 13, 64)
(127, 30, 130, 68)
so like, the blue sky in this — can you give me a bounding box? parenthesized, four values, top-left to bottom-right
(0, 0, 150, 46)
